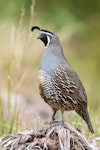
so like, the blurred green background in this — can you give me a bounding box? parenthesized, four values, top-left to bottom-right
(0, 0, 100, 136)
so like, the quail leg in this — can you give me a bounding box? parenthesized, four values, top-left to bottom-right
(53, 110, 64, 125)
(51, 110, 57, 122)
(61, 110, 64, 123)
(54, 110, 64, 125)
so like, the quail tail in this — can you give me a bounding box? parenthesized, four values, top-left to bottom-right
(76, 108, 94, 133)
(84, 108, 94, 134)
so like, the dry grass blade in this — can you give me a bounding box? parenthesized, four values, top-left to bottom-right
(0, 122, 99, 150)
(56, 126, 70, 150)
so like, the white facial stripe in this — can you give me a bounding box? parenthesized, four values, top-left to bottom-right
(45, 36, 50, 48)
(41, 31, 53, 37)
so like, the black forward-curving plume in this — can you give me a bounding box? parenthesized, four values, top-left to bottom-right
(31, 26, 40, 32)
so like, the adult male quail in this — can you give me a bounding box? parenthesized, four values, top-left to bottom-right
(31, 26, 94, 133)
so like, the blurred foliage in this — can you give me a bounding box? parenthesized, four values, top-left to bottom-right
(0, 0, 100, 135)
(0, 0, 32, 24)
(0, 0, 100, 28)
(35, 0, 100, 29)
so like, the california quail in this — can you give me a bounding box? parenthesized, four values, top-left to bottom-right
(31, 26, 94, 133)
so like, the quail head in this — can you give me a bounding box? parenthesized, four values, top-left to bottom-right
(31, 26, 94, 133)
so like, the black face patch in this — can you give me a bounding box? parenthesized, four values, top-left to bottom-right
(38, 33, 52, 47)
(41, 34, 48, 46)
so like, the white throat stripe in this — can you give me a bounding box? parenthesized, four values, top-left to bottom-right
(45, 36, 50, 48)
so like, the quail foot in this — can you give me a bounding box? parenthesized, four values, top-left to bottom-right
(31, 26, 94, 133)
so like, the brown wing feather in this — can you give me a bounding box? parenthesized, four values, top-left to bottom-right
(52, 65, 87, 110)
